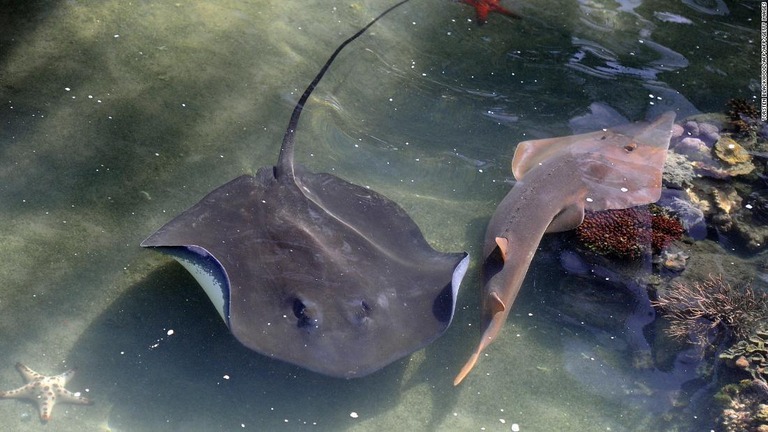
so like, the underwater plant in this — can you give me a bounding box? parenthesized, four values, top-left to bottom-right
(652, 274, 768, 351)
(726, 98, 762, 137)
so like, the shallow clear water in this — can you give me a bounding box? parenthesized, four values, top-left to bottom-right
(0, 0, 761, 430)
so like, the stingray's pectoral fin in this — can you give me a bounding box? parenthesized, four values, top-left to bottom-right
(142, 244, 231, 325)
(443, 253, 472, 324)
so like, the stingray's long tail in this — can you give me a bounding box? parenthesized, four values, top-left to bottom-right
(275, 0, 413, 180)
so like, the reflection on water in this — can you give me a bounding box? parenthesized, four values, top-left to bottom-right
(0, 0, 762, 430)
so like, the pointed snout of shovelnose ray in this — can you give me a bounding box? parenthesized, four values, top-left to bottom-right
(453, 112, 676, 386)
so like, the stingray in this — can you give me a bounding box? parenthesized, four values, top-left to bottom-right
(453, 112, 676, 385)
(141, 0, 470, 379)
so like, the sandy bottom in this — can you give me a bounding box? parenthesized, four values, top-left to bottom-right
(0, 0, 758, 430)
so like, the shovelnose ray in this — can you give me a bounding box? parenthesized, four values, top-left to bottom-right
(453, 112, 676, 385)
(141, 0, 470, 379)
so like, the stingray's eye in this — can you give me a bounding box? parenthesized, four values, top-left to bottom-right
(624, 142, 637, 152)
(355, 300, 372, 319)
(351, 299, 373, 326)
(292, 298, 317, 329)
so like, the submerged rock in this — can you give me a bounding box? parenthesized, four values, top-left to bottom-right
(676, 137, 710, 161)
(668, 115, 757, 179)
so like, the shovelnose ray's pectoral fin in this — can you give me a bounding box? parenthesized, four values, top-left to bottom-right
(495, 237, 509, 261)
(545, 202, 586, 233)
(512, 111, 676, 211)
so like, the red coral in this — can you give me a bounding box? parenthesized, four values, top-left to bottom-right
(575, 205, 684, 259)
(650, 204, 685, 253)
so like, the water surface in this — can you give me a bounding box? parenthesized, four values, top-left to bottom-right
(0, 0, 760, 430)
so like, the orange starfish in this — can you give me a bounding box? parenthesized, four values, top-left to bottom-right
(0, 363, 92, 422)
(460, 0, 521, 24)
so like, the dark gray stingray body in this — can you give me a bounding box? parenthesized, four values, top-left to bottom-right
(141, 0, 469, 378)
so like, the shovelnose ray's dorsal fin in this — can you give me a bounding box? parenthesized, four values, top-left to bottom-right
(510, 111, 675, 211)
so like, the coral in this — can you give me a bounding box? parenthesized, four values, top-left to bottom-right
(649, 205, 686, 252)
(716, 379, 768, 432)
(707, 187, 768, 250)
(669, 111, 758, 179)
(659, 249, 689, 272)
(686, 182, 768, 250)
(662, 195, 706, 239)
(652, 275, 768, 351)
(575, 204, 684, 259)
(720, 329, 768, 385)
(759, 403, 768, 422)
(692, 157, 756, 178)
(713, 188, 743, 215)
(715, 136, 753, 165)
(727, 98, 762, 137)
(707, 135, 756, 176)
(662, 152, 697, 189)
